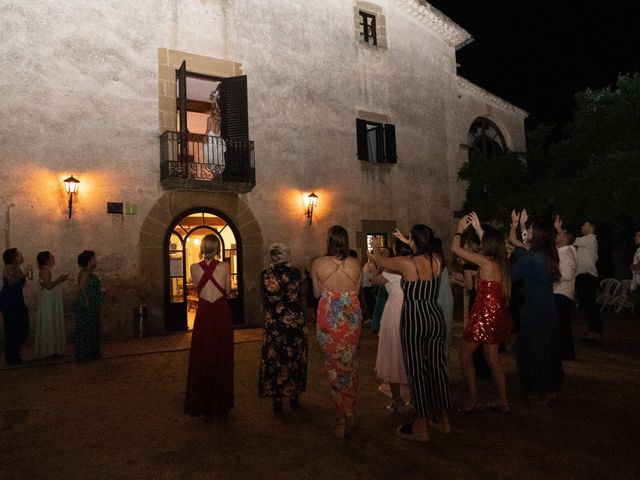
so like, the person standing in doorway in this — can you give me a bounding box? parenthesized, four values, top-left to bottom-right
(574, 221, 602, 346)
(184, 234, 234, 417)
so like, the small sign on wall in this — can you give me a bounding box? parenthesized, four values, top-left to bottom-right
(124, 202, 138, 215)
(107, 202, 124, 214)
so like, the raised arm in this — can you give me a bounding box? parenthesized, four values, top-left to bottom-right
(451, 215, 488, 268)
(508, 209, 527, 249)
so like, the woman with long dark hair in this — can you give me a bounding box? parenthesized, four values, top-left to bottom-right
(452, 213, 512, 414)
(372, 225, 452, 443)
(75, 250, 103, 361)
(1, 248, 32, 365)
(311, 225, 362, 438)
(35, 251, 69, 359)
(509, 213, 564, 405)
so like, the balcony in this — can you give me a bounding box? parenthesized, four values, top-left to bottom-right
(160, 131, 255, 193)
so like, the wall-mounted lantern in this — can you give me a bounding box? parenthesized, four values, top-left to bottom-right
(304, 192, 318, 225)
(63, 175, 80, 218)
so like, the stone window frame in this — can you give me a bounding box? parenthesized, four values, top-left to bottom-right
(353, 2, 388, 49)
(157, 48, 243, 133)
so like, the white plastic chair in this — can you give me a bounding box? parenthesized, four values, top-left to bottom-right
(612, 279, 634, 314)
(597, 278, 620, 311)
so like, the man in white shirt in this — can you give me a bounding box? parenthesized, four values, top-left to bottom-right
(554, 231, 578, 360)
(574, 221, 603, 345)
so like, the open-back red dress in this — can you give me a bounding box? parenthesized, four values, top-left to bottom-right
(184, 260, 234, 416)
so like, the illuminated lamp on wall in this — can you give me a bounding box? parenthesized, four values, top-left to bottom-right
(304, 192, 318, 225)
(63, 175, 80, 218)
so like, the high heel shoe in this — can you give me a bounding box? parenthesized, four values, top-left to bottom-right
(396, 423, 429, 443)
(489, 403, 512, 414)
(455, 400, 484, 416)
(386, 398, 401, 413)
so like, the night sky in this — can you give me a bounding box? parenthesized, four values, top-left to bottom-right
(427, 0, 640, 129)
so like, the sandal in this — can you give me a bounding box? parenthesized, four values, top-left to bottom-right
(396, 423, 429, 443)
(455, 400, 484, 416)
(489, 403, 512, 414)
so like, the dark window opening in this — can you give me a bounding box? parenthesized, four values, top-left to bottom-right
(359, 11, 377, 46)
(356, 119, 397, 164)
(468, 117, 506, 159)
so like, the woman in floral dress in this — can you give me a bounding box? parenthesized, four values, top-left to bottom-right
(311, 226, 362, 438)
(258, 243, 308, 412)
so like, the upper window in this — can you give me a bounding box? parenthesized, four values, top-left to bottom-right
(356, 119, 396, 164)
(353, 3, 387, 48)
(359, 11, 377, 46)
(468, 117, 506, 159)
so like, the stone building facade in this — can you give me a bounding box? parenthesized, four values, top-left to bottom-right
(0, 0, 527, 337)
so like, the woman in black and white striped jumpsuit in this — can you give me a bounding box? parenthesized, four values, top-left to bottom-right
(372, 225, 452, 443)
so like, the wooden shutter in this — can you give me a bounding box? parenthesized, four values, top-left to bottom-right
(384, 123, 397, 163)
(220, 75, 249, 140)
(176, 61, 189, 170)
(356, 118, 368, 160)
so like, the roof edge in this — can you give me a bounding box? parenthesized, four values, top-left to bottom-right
(391, 0, 472, 48)
(457, 77, 529, 118)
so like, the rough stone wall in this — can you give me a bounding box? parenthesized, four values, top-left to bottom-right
(0, 0, 525, 337)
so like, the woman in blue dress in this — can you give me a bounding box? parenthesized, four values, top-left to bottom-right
(509, 214, 564, 405)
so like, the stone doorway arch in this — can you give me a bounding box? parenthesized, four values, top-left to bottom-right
(139, 191, 264, 334)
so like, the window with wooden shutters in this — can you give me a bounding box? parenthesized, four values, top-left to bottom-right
(356, 118, 397, 164)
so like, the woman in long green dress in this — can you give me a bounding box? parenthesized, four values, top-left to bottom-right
(75, 250, 103, 361)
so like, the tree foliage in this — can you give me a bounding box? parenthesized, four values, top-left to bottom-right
(458, 73, 640, 275)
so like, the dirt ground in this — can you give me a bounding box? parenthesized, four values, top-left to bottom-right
(1, 311, 639, 480)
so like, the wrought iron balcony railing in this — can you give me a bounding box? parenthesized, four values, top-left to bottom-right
(160, 131, 255, 192)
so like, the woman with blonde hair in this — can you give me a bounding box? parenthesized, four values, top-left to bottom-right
(184, 234, 233, 417)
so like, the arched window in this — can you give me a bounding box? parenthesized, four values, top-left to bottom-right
(468, 118, 507, 158)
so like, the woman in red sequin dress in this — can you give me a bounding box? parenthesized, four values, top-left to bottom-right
(451, 213, 512, 414)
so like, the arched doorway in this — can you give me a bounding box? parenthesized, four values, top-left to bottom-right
(164, 208, 244, 331)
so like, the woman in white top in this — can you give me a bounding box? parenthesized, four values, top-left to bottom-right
(35, 251, 69, 359)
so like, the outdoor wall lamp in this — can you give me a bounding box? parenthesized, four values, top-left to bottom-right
(63, 175, 80, 218)
(304, 192, 318, 225)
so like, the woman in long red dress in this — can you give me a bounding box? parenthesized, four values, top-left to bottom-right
(451, 213, 512, 415)
(184, 234, 234, 417)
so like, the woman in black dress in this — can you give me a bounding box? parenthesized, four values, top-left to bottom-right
(1, 248, 31, 365)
